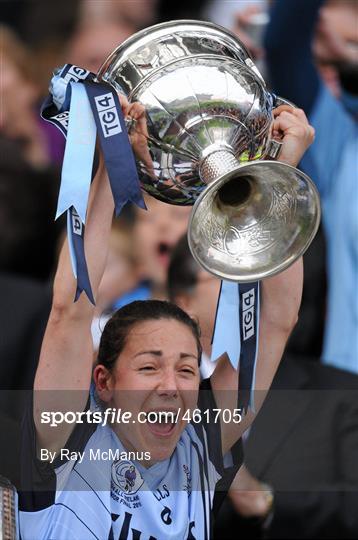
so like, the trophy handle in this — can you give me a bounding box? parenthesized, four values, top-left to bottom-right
(271, 94, 296, 109)
(266, 93, 297, 159)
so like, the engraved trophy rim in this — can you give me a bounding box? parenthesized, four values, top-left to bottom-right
(97, 19, 257, 85)
(188, 160, 321, 282)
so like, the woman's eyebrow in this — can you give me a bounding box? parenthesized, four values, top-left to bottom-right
(133, 350, 162, 358)
(133, 351, 198, 360)
(179, 353, 198, 360)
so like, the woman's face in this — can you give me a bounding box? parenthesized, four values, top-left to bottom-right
(95, 319, 200, 465)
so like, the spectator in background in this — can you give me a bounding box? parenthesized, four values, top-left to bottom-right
(313, 0, 358, 98)
(9, 0, 80, 94)
(90, 199, 191, 350)
(285, 224, 326, 360)
(109, 0, 159, 30)
(265, 0, 358, 374)
(79, 0, 159, 30)
(132, 195, 192, 300)
(0, 137, 61, 282)
(0, 26, 52, 169)
(204, 0, 268, 68)
(0, 25, 65, 167)
(204, 0, 266, 33)
(91, 219, 141, 351)
(8, 0, 80, 51)
(0, 272, 51, 423)
(168, 235, 358, 539)
(158, 0, 205, 22)
(65, 20, 135, 74)
(0, 142, 58, 433)
(220, 353, 358, 539)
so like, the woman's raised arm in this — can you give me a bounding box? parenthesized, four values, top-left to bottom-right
(211, 105, 313, 453)
(33, 97, 147, 454)
(33, 156, 115, 454)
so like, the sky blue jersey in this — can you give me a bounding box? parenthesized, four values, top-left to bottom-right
(19, 380, 242, 540)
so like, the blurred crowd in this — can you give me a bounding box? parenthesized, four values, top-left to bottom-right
(1, 1, 357, 538)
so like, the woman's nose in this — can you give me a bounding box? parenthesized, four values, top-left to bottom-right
(156, 370, 178, 398)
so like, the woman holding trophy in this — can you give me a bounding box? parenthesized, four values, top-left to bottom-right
(19, 22, 317, 540)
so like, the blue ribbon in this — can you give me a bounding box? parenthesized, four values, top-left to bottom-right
(41, 65, 94, 136)
(211, 281, 241, 368)
(211, 280, 260, 412)
(41, 65, 97, 301)
(41, 64, 146, 303)
(83, 81, 146, 215)
(67, 210, 77, 279)
(56, 82, 96, 223)
(237, 282, 260, 413)
(69, 208, 94, 304)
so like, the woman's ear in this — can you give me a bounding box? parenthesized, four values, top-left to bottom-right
(93, 364, 114, 403)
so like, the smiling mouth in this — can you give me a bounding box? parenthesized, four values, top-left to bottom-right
(144, 410, 179, 438)
(146, 421, 176, 437)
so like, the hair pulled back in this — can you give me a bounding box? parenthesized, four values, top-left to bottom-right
(97, 300, 202, 371)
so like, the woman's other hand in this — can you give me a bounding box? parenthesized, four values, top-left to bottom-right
(272, 105, 315, 167)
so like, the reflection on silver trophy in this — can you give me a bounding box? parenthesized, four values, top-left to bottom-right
(98, 20, 320, 281)
(0, 476, 18, 540)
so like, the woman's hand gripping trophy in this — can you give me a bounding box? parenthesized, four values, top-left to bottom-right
(119, 94, 155, 176)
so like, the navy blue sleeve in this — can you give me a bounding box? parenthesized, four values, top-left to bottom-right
(19, 393, 94, 512)
(197, 378, 243, 517)
(264, 0, 324, 115)
(196, 378, 243, 474)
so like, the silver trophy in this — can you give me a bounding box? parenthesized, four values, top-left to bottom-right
(0, 477, 18, 540)
(98, 20, 320, 281)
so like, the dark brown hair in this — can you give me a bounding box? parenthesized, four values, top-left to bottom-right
(97, 300, 202, 371)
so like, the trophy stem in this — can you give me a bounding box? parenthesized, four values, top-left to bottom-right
(199, 150, 241, 185)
